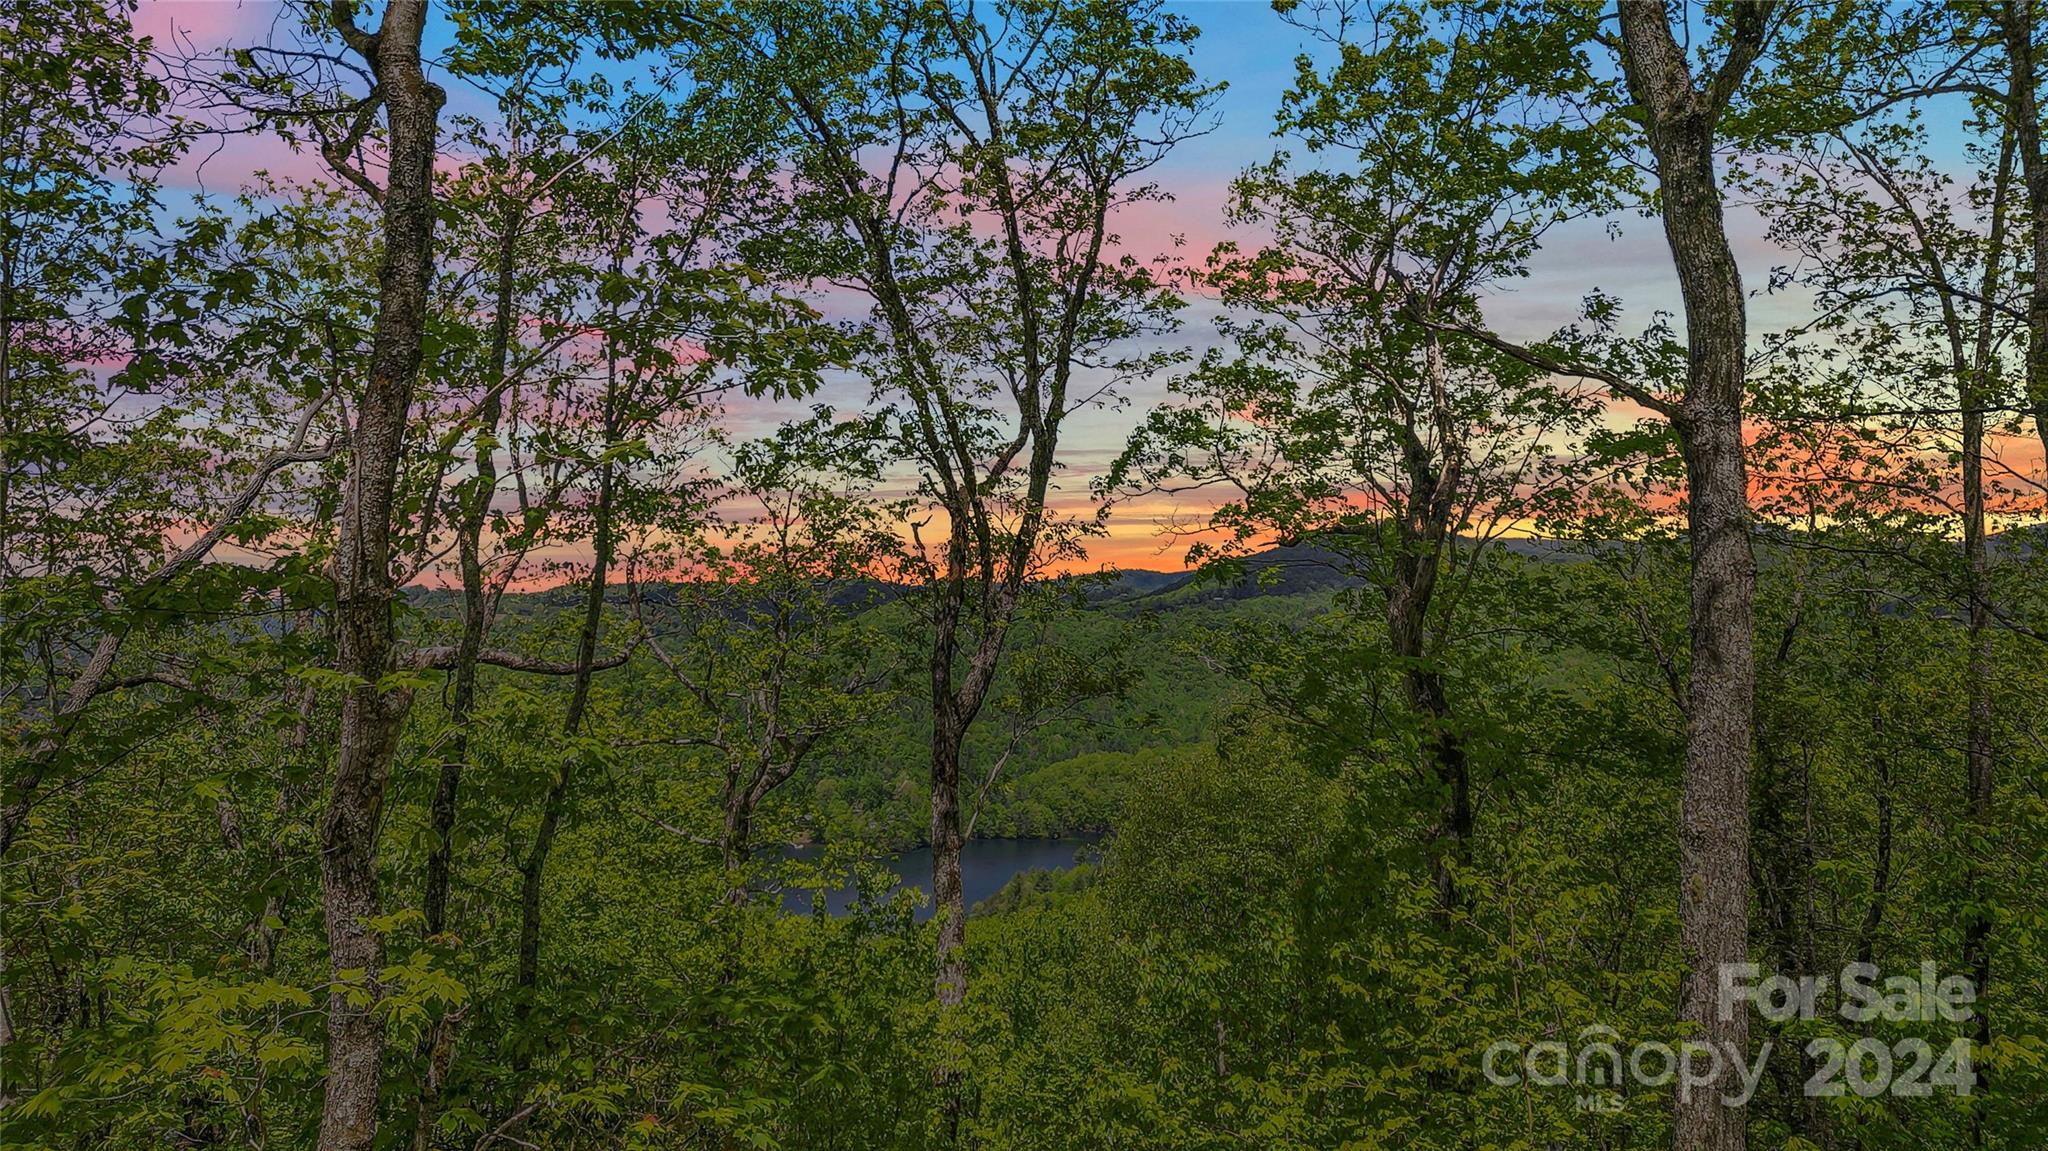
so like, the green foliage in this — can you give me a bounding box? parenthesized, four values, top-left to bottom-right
(7, 4, 2048, 1151)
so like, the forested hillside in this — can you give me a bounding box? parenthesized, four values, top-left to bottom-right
(5, 2, 2048, 1149)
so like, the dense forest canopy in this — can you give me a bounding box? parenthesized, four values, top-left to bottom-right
(3, 1, 2046, 1148)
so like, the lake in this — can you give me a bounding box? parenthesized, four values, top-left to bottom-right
(779, 835, 1103, 919)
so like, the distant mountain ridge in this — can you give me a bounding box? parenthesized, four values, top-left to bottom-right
(1095, 538, 1602, 605)
(414, 527, 2044, 613)
(1096, 544, 1364, 604)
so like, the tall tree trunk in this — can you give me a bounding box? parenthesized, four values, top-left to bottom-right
(316, 5, 441, 1150)
(411, 193, 525, 1151)
(720, 796, 754, 909)
(1958, 117, 2015, 1118)
(423, 199, 524, 940)
(926, 685, 974, 1151)
(925, 525, 1018, 1013)
(1614, 6, 1774, 1150)
(926, 529, 1010, 1147)
(510, 339, 619, 1062)
(1387, 329, 1469, 913)
(930, 699, 968, 1008)
(1, 246, 14, 580)
(1997, 4, 2048, 463)
(1960, 417, 1995, 1085)
(928, 531, 973, 1010)
(1387, 529, 1469, 913)
(1664, 200, 1758, 1151)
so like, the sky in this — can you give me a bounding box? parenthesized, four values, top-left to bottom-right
(127, 1, 2030, 576)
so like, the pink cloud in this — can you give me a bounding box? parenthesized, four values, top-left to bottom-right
(132, 0, 285, 49)
(133, 2, 394, 196)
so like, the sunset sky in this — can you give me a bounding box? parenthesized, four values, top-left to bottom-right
(130, 0, 2034, 576)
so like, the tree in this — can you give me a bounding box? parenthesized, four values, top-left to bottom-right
(294, 4, 443, 1148)
(1605, 7, 1779, 1147)
(1114, 0, 1616, 913)
(1989, 3, 2048, 466)
(9, 5, 2048, 1149)
(0, 0, 334, 857)
(1740, 45, 2041, 1137)
(637, 414, 901, 908)
(1330, 4, 1779, 1143)
(679, 0, 1217, 1011)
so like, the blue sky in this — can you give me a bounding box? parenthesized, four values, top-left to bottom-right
(127, 0, 1740, 568)
(130, 1, 2017, 569)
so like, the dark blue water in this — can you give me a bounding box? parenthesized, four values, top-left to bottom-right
(779, 836, 1102, 919)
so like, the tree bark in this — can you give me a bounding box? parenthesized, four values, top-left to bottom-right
(1, 243, 14, 578)
(410, 189, 525, 1151)
(510, 320, 620, 1065)
(1386, 329, 1470, 914)
(720, 797, 754, 909)
(1958, 114, 2015, 1116)
(1996, 4, 2048, 463)
(1387, 532, 1471, 916)
(422, 198, 524, 940)
(316, 5, 441, 1150)
(1614, 5, 1773, 1149)
(930, 698, 969, 1007)
(924, 515, 1022, 1011)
